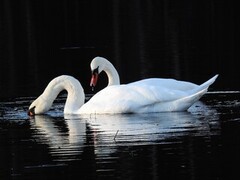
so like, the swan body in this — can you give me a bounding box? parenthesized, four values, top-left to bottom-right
(80, 74, 218, 113)
(28, 73, 218, 115)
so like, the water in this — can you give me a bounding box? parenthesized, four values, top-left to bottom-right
(0, 92, 239, 179)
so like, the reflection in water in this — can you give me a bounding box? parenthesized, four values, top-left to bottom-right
(23, 101, 221, 179)
(30, 115, 87, 161)
(2, 93, 240, 179)
(1, 93, 239, 179)
(29, 101, 219, 163)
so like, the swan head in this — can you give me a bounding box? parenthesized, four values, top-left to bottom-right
(90, 56, 120, 89)
(90, 57, 106, 88)
(28, 95, 52, 116)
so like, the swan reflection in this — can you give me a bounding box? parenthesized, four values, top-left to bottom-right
(30, 101, 219, 161)
(77, 107, 218, 144)
(30, 115, 87, 160)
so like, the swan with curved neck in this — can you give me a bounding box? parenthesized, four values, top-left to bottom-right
(90, 56, 218, 92)
(90, 57, 120, 88)
(28, 73, 218, 115)
(28, 75, 85, 115)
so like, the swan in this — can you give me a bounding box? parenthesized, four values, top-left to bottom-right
(90, 56, 216, 92)
(28, 73, 218, 115)
(28, 75, 84, 115)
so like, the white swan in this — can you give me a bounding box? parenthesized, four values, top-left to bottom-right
(90, 56, 216, 92)
(28, 73, 218, 115)
(28, 75, 84, 115)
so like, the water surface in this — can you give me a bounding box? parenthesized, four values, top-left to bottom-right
(0, 92, 239, 179)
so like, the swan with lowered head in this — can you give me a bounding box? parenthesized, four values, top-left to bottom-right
(28, 75, 85, 115)
(28, 72, 218, 115)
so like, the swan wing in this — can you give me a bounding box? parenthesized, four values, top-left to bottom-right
(128, 78, 199, 91)
(79, 85, 191, 114)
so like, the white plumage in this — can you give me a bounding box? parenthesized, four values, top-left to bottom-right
(28, 57, 218, 115)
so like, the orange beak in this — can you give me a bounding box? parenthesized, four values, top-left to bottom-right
(90, 73, 98, 90)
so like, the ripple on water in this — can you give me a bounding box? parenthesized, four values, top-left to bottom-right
(0, 93, 239, 179)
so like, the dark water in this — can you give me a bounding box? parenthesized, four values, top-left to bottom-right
(0, 92, 240, 179)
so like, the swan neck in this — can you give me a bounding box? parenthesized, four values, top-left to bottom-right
(105, 62, 120, 86)
(42, 76, 85, 114)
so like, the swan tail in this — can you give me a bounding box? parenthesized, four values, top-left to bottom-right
(189, 74, 218, 95)
(174, 88, 208, 111)
(175, 75, 218, 111)
(198, 74, 218, 91)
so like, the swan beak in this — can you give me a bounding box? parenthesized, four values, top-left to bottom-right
(90, 73, 98, 91)
(28, 107, 35, 116)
